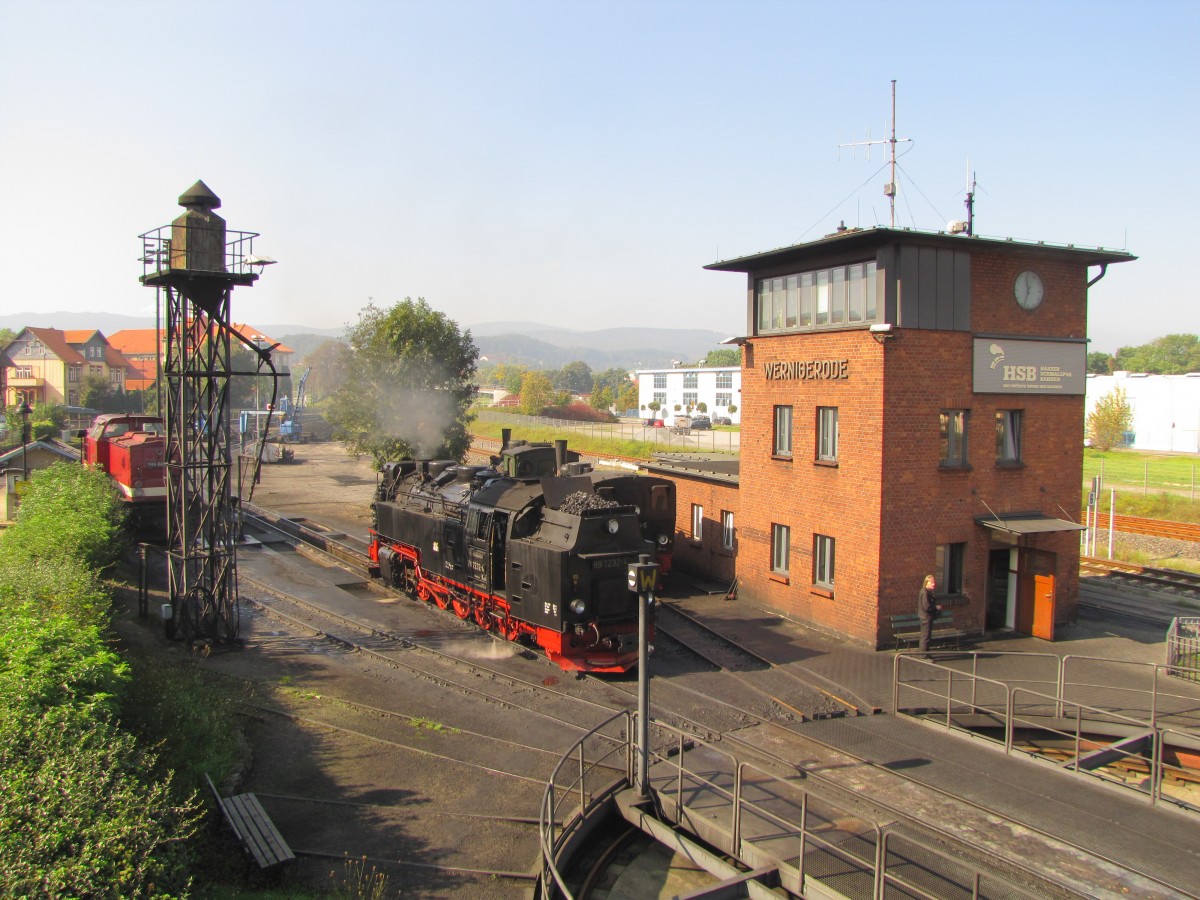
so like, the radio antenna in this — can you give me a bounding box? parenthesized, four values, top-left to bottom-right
(838, 80, 911, 227)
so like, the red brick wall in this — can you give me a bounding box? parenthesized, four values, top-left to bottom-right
(737, 330, 886, 643)
(669, 477, 738, 587)
(735, 247, 1088, 647)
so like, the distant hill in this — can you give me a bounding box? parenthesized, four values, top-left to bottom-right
(1, 312, 730, 371)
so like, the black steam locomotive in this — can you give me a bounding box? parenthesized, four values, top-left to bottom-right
(368, 438, 675, 672)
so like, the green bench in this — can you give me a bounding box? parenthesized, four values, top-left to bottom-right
(889, 612, 964, 651)
(206, 774, 295, 869)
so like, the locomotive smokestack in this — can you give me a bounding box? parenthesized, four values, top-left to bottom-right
(501, 428, 511, 451)
(554, 439, 568, 475)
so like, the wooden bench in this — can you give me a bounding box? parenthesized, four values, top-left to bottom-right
(206, 775, 295, 869)
(889, 612, 965, 651)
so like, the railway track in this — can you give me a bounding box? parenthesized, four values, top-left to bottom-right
(237, 505, 1196, 899)
(1088, 513, 1200, 543)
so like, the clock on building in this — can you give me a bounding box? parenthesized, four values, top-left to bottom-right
(1014, 270, 1044, 310)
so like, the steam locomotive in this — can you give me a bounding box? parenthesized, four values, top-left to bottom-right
(368, 438, 676, 672)
(83, 413, 167, 534)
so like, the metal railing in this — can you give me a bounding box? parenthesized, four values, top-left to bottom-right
(1168, 617, 1200, 683)
(894, 652, 1200, 810)
(539, 711, 1049, 900)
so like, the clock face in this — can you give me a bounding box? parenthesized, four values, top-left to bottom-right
(1014, 270, 1044, 310)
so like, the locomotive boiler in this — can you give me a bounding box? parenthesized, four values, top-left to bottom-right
(368, 439, 675, 672)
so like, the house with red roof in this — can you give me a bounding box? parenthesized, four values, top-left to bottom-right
(1, 327, 137, 408)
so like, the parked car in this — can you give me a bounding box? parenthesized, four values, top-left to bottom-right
(644, 417, 664, 427)
(712, 416, 732, 426)
(689, 415, 712, 430)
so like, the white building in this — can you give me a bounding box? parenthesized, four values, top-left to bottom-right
(1085, 372, 1200, 452)
(635, 366, 741, 424)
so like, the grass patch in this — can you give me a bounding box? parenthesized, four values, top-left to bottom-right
(470, 419, 737, 458)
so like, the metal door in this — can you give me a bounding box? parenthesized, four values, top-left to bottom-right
(1017, 548, 1057, 640)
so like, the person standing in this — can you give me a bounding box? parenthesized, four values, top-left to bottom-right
(917, 574, 941, 656)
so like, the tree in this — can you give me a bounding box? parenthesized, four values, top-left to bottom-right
(1087, 386, 1134, 451)
(518, 370, 555, 415)
(554, 361, 593, 394)
(300, 338, 352, 404)
(79, 373, 114, 411)
(1113, 334, 1200, 374)
(703, 348, 741, 367)
(325, 299, 478, 464)
(592, 367, 631, 399)
(589, 386, 613, 412)
(1086, 352, 1113, 375)
(616, 382, 639, 414)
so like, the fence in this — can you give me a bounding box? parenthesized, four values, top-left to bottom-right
(475, 409, 740, 454)
(539, 710, 1054, 900)
(1084, 457, 1199, 499)
(1168, 618, 1200, 683)
(893, 651, 1200, 811)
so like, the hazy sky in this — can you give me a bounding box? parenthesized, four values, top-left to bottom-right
(1, 1, 1195, 353)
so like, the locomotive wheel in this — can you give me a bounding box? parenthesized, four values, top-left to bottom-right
(473, 604, 493, 631)
(499, 617, 521, 641)
(451, 596, 471, 620)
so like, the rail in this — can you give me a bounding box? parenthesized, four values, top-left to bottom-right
(539, 712, 1049, 899)
(893, 652, 1200, 811)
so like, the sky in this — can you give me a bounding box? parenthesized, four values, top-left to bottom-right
(1, 1, 1196, 353)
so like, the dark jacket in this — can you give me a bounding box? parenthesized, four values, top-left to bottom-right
(917, 586, 938, 621)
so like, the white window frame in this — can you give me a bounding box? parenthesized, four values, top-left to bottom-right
(771, 524, 790, 575)
(813, 534, 835, 588)
(721, 511, 734, 550)
(691, 503, 703, 541)
(817, 406, 838, 461)
(773, 405, 793, 457)
(936, 542, 966, 595)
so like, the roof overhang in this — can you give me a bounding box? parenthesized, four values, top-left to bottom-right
(704, 226, 1137, 274)
(975, 513, 1085, 536)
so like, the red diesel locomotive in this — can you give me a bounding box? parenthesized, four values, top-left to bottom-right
(84, 413, 167, 534)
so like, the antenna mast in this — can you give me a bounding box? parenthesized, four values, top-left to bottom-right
(838, 79, 912, 227)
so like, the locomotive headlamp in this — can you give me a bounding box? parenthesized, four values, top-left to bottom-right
(570, 598, 587, 616)
(607, 518, 619, 534)
(657, 534, 669, 546)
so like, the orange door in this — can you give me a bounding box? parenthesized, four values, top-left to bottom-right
(1025, 548, 1057, 640)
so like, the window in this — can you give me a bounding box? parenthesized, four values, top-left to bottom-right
(996, 410, 1022, 463)
(936, 543, 965, 595)
(756, 261, 880, 335)
(817, 407, 838, 461)
(813, 534, 835, 588)
(90, 365, 103, 376)
(683, 372, 698, 389)
(653, 373, 667, 389)
(773, 405, 793, 457)
(653, 391, 666, 406)
(721, 511, 734, 550)
(715, 393, 732, 407)
(682, 391, 698, 408)
(68, 366, 79, 382)
(691, 504, 703, 541)
(716, 372, 733, 389)
(940, 410, 969, 466)
(14, 365, 31, 378)
(771, 524, 790, 575)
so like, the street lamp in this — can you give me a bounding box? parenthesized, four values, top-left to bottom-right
(17, 399, 32, 480)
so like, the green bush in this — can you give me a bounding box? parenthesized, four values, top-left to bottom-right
(3, 462, 126, 571)
(0, 712, 199, 899)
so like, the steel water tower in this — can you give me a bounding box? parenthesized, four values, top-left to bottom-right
(140, 181, 270, 643)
